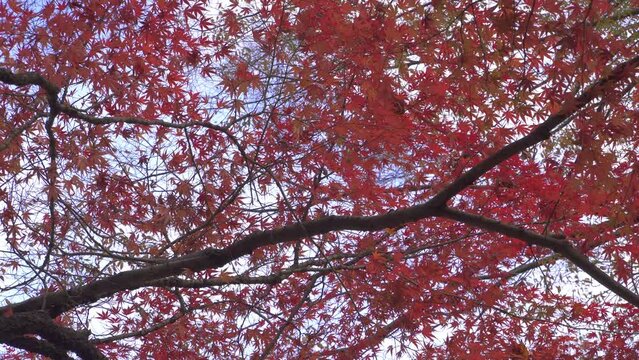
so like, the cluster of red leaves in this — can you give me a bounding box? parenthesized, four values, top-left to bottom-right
(2, 0, 639, 359)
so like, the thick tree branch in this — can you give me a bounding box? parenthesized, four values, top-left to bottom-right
(4, 202, 439, 317)
(478, 225, 618, 280)
(5, 336, 73, 360)
(426, 55, 639, 207)
(437, 207, 639, 307)
(0, 68, 60, 100)
(0, 311, 105, 360)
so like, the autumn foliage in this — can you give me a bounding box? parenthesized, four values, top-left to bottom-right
(2, 0, 639, 358)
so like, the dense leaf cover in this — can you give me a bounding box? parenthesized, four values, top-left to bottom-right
(1, 0, 639, 358)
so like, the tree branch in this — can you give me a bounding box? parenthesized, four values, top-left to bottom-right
(0, 311, 105, 360)
(4, 202, 439, 317)
(0, 68, 60, 99)
(5, 336, 73, 360)
(437, 207, 639, 307)
(426, 55, 639, 207)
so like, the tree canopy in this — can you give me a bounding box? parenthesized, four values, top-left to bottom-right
(2, 0, 639, 358)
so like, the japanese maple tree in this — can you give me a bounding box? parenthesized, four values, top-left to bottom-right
(2, 0, 639, 358)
